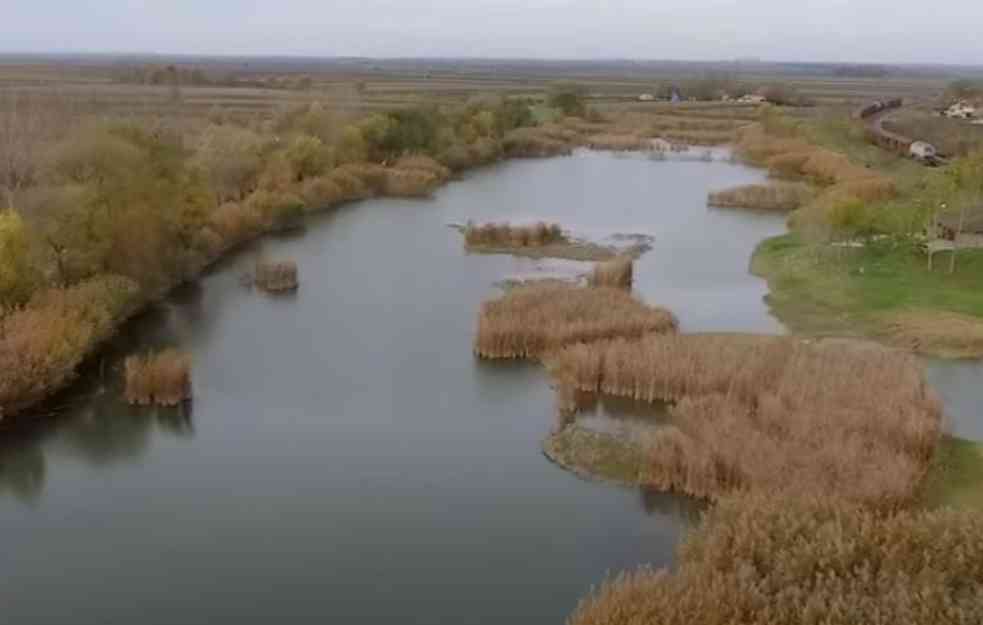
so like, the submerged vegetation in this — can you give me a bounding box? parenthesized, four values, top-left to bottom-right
(570, 494, 983, 625)
(473, 283, 677, 360)
(123, 349, 192, 406)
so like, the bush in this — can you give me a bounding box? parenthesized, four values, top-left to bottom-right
(0, 210, 35, 306)
(210, 202, 262, 246)
(0, 276, 140, 416)
(124, 349, 192, 406)
(569, 495, 983, 625)
(246, 190, 305, 232)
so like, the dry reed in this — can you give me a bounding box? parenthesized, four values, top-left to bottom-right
(254, 259, 299, 292)
(707, 183, 813, 211)
(588, 256, 634, 288)
(463, 221, 565, 248)
(547, 334, 941, 507)
(474, 283, 677, 360)
(569, 494, 983, 625)
(503, 127, 576, 157)
(123, 349, 192, 406)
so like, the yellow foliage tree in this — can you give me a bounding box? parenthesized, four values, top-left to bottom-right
(0, 209, 34, 305)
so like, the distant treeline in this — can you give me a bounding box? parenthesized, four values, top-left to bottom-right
(111, 64, 317, 90)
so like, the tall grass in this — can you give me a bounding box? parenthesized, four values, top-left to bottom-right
(588, 256, 633, 288)
(474, 283, 677, 360)
(463, 221, 565, 248)
(123, 349, 192, 406)
(707, 183, 813, 211)
(254, 259, 299, 292)
(547, 334, 941, 506)
(585, 134, 650, 151)
(569, 494, 983, 625)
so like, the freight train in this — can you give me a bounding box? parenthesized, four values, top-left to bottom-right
(853, 98, 940, 165)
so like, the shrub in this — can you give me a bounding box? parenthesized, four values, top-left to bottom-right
(246, 190, 305, 232)
(589, 257, 633, 288)
(0, 276, 140, 416)
(474, 283, 677, 360)
(254, 259, 298, 292)
(503, 127, 575, 158)
(547, 335, 941, 506)
(210, 202, 262, 246)
(383, 169, 441, 198)
(569, 495, 983, 625)
(123, 349, 192, 406)
(392, 154, 451, 182)
(0, 210, 35, 306)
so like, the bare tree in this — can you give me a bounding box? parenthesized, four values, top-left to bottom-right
(0, 91, 74, 210)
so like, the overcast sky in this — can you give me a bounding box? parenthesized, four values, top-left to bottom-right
(4, 0, 981, 65)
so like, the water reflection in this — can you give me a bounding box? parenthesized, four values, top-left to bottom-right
(0, 390, 194, 504)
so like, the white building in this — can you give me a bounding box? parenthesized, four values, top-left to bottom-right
(738, 94, 767, 104)
(638, 93, 656, 102)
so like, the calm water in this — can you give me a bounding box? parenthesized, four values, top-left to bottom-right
(0, 150, 978, 624)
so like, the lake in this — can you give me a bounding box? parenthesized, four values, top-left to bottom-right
(1, 150, 977, 624)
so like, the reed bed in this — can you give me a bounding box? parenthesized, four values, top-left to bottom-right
(655, 129, 735, 146)
(569, 494, 983, 625)
(462, 221, 565, 248)
(254, 259, 299, 292)
(123, 349, 192, 406)
(547, 334, 941, 507)
(588, 256, 634, 288)
(585, 133, 651, 152)
(474, 284, 677, 360)
(707, 183, 813, 211)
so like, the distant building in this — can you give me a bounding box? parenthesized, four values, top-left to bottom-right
(738, 94, 767, 104)
(943, 101, 977, 119)
(638, 93, 656, 102)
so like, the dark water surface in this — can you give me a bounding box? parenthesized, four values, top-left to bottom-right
(1, 151, 976, 624)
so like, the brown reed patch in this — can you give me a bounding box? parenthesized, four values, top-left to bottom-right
(382, 168, 441, 198)
(463, 221, 565, 248)
(254, 259, 299, 292)
(123, 349, 192, 406)
(707, 183, 813, 211)
(569, 494, 983, 625)
(473, 283, 677, 360)
(547, 334, 941, 507)
(588, 256, 634, 288)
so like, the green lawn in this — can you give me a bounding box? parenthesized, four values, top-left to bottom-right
(921, 437, 983, 512)
(752, 233, 983, 356)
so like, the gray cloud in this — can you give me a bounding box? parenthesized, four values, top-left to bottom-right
(5, 0, 982, 64)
